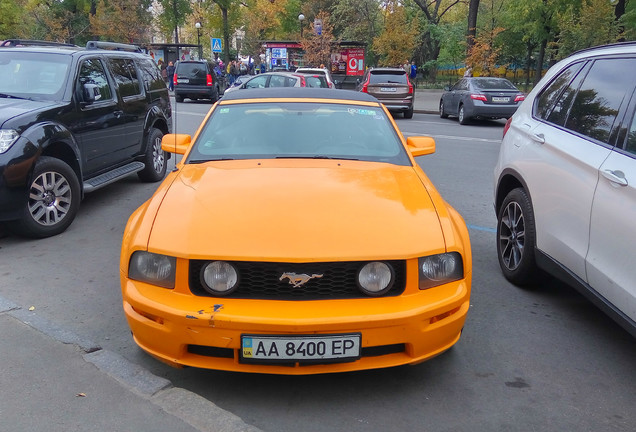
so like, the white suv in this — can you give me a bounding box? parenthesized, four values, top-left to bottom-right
(493, 42, 636, 337)
(295, 67, 336, 88)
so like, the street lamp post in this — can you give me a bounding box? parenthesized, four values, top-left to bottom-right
(195, 22, 202, 60)
(298, 14, 305, 38)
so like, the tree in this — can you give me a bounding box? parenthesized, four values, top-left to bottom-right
(242, 0, 286, 62)
(301, 11, 336, 67)
(556, 0, 619, 57)
(25, 0, 93, 43)
(372, 1, 418, 67)
(410, 0, 463, 79)
(90, 0, 153, 43)
(157, 0, 191, 44)
(0, 0, 25, 39)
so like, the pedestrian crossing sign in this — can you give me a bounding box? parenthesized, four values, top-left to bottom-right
(211, 38, 222, 53)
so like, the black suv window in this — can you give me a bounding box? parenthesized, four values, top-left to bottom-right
(137, 57, 165, 91)
(369, 71, 407, 84)
(108, 58, 142, 98)
(78, 58, 113, 101)
(564, 58, 636, 143)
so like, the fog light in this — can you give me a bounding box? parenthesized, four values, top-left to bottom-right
(200, 261, 239, 295)
(357, 262, 394, 296)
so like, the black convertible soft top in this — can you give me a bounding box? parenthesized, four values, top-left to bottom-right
(220, 87, 380, 103)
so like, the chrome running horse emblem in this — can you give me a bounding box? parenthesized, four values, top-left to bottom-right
(279, 272, 323, 287)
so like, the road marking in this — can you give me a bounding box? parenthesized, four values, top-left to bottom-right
(467, 224, 497, 233)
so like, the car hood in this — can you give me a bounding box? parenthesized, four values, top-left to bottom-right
(0, 98, 61, 127)
(147, 160, 445, 261)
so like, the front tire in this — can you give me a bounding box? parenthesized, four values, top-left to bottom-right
(11, 156, 80, 238)
(496, 188, 539, 286)
(439, 100, 448, 118)
(458, 105, 470, 125)
(138, 128, 167, 182)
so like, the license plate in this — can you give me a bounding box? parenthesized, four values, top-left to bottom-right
(380, 87, 397, 92)
(241, 333, 361, 363)
(177, 78, 190, 84)
(492, 96, 510, 103)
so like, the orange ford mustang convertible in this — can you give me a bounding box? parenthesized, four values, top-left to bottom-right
(120, 88, 472, 374)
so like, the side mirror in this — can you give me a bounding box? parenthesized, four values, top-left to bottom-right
(407, 136, 435, 157)
(82, 83, 101, 104)
(444, 85, 451, 91)
(161, 134, 191, 155)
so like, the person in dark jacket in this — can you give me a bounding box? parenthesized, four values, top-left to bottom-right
(166, 61, 175, 91)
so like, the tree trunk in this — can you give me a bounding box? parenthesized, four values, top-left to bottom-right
(222, 7, 230, 64)
(534, 38, 547, 86)
(614, 0, 626, 41)
(173, 0, 179, 44)
(524, 42, 533, 92)
(467, 0, 480, 56)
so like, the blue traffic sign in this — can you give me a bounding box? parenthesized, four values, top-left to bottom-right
(211, 38, 222, 53)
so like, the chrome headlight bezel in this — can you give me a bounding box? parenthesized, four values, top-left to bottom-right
(418, 252, 464, 290)
(128, 251, 176, 289)
(357, 261, 395, 296)
(0, 129, 19, 154)
(200, 261, 239, 296)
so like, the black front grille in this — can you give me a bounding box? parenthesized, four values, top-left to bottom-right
(189, 260, 406, 300)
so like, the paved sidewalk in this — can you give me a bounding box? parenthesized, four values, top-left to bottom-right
(0, 296, 262, 432)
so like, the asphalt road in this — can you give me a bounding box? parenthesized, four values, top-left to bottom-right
(1, 104, 634, 432)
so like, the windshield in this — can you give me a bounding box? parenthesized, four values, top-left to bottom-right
(369, 72, 407, 85)
(0, 52, 71, 100)
(473, 78, 517, 90)
(186, 102, 411, 165)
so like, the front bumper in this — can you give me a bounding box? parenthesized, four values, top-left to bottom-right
(121, 271, 470, 374)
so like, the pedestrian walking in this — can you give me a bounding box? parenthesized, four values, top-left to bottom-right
(166, 61, 175, 91)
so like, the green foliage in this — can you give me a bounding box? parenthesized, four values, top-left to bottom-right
(436, 21, 465, 72)
(556, 0, 619, 59)
(0, 0, 24, 39)
(157, 0, 192, 42)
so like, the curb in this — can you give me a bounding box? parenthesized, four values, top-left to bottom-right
(0, 294, 263, 432)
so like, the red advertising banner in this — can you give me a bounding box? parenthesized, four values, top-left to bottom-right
(346, 48, 365, 76)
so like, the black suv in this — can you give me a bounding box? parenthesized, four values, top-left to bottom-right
(173, 60, 225, 103)
(0, 40, 172, 238)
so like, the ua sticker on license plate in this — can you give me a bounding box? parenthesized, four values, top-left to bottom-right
(492, 96, 510, 103)
(241, 334, 361, 363)
(380, 87, 397, 92)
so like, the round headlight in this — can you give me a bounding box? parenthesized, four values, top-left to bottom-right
(200, 261, 239, 295)
(357, 262, 394, 296)
(421, 254, 459, 281)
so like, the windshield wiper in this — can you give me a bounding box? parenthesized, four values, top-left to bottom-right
(0, 93, 28, 100)
(276, 155, 360, 161)
(188, 157, 235, 163)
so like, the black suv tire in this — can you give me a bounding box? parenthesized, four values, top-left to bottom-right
(10, 156, 81, 238)
(138, 128, 167, 182)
